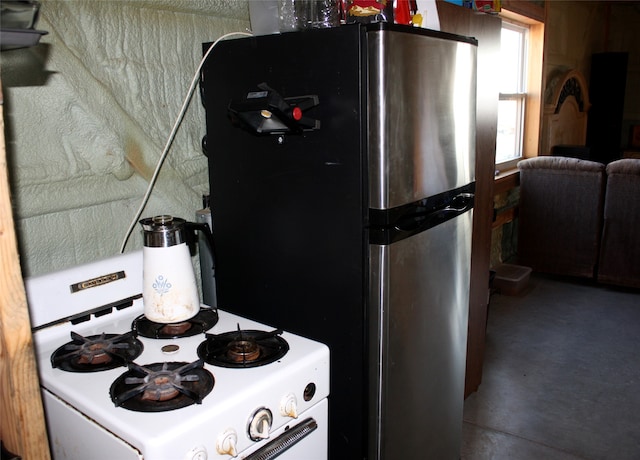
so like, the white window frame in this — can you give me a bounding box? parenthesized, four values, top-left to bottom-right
(496, 20, 530, 171)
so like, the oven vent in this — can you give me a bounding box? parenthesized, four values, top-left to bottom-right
(33, 295, 140, 331)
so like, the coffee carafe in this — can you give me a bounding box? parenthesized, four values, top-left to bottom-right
(139, 215, 209, 324)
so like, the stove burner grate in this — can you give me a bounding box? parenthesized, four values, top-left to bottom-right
(51, 331, 143, 372)
(110, 360, 214, 412)
(197, 327, 289, 368)
(132, 307, 218, 339)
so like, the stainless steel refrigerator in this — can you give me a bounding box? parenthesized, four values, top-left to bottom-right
(201, 23, 477, 460)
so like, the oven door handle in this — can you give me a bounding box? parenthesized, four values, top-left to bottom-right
(244, 417, 318, 460)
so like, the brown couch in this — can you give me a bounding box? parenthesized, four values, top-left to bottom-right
(517, 157, 640, 289)
(517, 156, 606, 279)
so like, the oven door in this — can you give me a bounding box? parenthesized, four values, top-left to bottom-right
(42, 389, 143, 460)
(241, 399, 328, 460)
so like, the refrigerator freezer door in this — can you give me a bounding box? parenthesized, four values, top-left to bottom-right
(367, 28, 477, 210)
(369, 210, 473, 459)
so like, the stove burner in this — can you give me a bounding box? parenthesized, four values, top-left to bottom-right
(197, 327, 289, 368)
(51, 331, 143, 372)
(132, 307, 218, 339)
(227, 339, 261, 363)
(110, 360, 214, 412)
(159, 321, 192, 336)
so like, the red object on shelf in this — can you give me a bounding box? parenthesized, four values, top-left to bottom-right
(473, 0, 501, 13)
(395, 0, 412, 24)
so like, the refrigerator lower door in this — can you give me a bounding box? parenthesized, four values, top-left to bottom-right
(369, 209, 472, 459)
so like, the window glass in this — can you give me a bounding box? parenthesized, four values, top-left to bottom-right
(496, 99, 520, 162)
(499, 27, 524, 93)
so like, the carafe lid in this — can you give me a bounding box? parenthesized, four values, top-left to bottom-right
(139, 215, 187, 247)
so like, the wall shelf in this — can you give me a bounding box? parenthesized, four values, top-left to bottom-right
(1, 28, 47, 51)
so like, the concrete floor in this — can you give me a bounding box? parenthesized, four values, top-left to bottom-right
(461, 274, 640, 460)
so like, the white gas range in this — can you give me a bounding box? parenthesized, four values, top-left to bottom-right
(25, 250, 329, 460)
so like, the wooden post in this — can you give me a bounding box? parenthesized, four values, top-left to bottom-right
(436, 0, 501, 397)
(0, 81, 51, 459)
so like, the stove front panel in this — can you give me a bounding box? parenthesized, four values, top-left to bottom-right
(43, 388, 328, 460)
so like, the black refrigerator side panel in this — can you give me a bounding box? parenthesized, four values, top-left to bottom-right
(202, 26, 367, 459)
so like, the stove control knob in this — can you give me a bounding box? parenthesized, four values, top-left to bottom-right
(280, 393, 298, 419)
(216, 429, 238, 457)
(184, 445, 208, 460)
(248, 407, 273, 441)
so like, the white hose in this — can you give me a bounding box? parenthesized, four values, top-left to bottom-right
(119, 31, 253, 253)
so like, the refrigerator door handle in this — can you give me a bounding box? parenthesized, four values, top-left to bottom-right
(443, 192, 475, 213)
(394, 192, 474, 233)
(369, 184, 476, 245)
